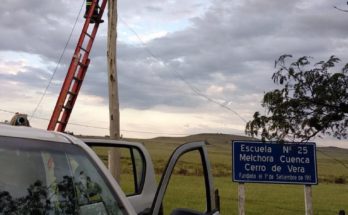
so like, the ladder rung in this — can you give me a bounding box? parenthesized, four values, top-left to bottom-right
(67, 91, 77, 96)
(62, 105, 73, 110)
(63, 104, 72, 110)
(73, 76, 83, 82)
(79, 46, 89, 53)
(78, 62, 88, 68)
(57, 121, 67, 125)
(85, 32, 94, 39)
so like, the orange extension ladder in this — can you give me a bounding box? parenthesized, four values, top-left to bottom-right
(48, 0, 107, 131)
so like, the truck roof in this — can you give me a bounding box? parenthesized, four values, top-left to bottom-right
(0, 124, 71, 143)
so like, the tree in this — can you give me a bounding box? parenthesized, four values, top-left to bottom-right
(245, 55, 348, 142)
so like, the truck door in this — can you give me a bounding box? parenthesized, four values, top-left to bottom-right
(150, 141, 220, 215)
(84, 139, 219, 215)
(83, 139, 157, 214)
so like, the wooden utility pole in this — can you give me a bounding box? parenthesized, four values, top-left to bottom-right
(107, 0, 120, 181)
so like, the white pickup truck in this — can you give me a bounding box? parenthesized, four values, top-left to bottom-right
(0, 124, 220, 215)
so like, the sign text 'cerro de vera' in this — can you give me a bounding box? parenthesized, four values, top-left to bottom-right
(232, 141, 318, 185)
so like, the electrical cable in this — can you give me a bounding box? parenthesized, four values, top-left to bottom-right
(0, 108, 188, 136)
(7, 104, 348, 167)
(30, 0, 85, 120)
(333, 5, 348, 12)
(119, 17, 247, 123)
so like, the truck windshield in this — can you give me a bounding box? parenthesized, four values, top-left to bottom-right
(0, 137, 125, 215)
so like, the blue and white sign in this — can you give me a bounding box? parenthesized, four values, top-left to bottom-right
(232, 141, 318, 185)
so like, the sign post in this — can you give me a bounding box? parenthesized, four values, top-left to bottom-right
(238, 183, 245, 215)
(232, 141, 318, 214)
(304, 185, 313, 215)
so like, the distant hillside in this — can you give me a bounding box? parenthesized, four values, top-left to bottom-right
(125, 133, 257, 145)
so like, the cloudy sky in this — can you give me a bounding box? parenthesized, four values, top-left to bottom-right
(0, 0, 347, 147)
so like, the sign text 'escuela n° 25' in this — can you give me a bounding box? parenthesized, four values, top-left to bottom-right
(232, 141, 318, 185)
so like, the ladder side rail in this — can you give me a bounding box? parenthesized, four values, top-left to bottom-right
(47, 54, 80, 130)
(99, 0, 108, 19)
(57, 59, 90, 131)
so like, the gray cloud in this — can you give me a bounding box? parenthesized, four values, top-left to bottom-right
(0, 0, 96, 63)
(118, 0, 209, 22)
(1, 0, 348, 117)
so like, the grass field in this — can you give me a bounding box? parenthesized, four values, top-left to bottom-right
(163, 176, 348, 215)
(90, 133, 348, 214)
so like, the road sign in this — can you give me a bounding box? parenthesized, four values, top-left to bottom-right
(232, 141, 317, 185)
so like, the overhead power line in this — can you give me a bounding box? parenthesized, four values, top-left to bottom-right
(30, 0, 85, 120)
(120, 18, 247, 123)
(0, 108, 188, 136)
(333, 5, 348, 12)
(4, 108, 348, 169)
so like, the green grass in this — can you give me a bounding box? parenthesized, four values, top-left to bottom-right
(89, 133, 348, 214)
(162, 176, 348, 215)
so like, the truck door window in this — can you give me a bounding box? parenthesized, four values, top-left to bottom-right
(151, 142, 217, 215)
(90, 146, 146, 196)
(0, 138, 126, 215)
(163, 151, 206, 214)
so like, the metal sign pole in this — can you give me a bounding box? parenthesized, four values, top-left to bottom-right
(304, 185, 313, 215)
(238, 183, 245, 215)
